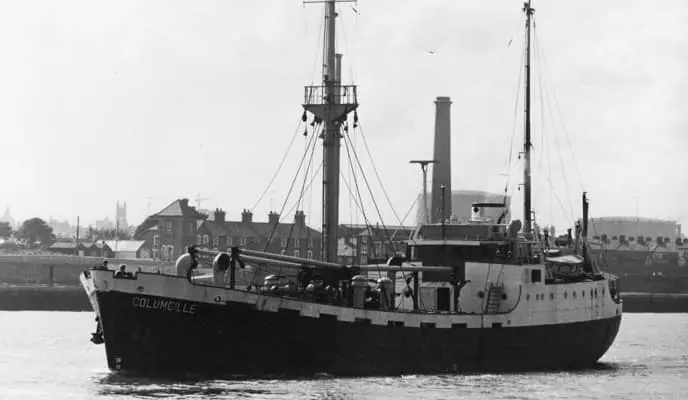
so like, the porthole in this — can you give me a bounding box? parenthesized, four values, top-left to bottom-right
(573, 291, 577, 298)
(602, 288, 605, 296)
(550, 293, 554, 300)
(564, 292, 568, 299)
(501, 293, 508, 300)
(582, 291, 585, 298)
(478, 291, 485, 299)
(526, 293, 531, 301)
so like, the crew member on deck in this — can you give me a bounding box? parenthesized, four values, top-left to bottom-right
(115, 265, 127, 277)
(543, 229, 550, 250)
(95, 260, 109, 270)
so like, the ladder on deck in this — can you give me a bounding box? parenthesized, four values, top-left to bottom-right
(485, 283, 504, 314)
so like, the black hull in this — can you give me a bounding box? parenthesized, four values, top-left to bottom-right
(93, 290, 621, 377)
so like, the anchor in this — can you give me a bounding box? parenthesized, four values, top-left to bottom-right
(90, 316, 104, 345)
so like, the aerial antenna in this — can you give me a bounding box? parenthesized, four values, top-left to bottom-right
(409, 160, 436, 225)
(195, 193, 209, 209)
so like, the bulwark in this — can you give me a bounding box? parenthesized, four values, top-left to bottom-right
(132, 296, 197, 314)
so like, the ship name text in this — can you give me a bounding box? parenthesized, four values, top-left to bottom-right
(132, 296, 197, 314)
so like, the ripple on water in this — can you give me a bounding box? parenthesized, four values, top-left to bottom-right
(1, 312, 687, 400)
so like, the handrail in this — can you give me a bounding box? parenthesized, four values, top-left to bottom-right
(303, 85, 358, 106)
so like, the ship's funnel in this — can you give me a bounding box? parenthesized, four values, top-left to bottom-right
(431, 96, 452, 223)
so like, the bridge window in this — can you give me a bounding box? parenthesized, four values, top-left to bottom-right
(417, 245, 465, 283)
(531, 269, 541, 283)
(436, 287, 451, 311)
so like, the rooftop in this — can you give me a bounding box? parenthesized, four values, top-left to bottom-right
(105, 240, 146, 253)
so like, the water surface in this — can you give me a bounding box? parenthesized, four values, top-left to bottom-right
(0, 312, 686, 399)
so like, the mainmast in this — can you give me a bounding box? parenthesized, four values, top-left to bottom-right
(303, 0, 358, 263)
(522, 1, 535, 236)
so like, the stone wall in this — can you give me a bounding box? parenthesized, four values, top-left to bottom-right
(0, 255, 174, 286)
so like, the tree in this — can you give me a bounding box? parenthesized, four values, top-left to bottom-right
(0, 222, 11, 238)
(16, 218, 55, 246)
(91, 228, 131, 241)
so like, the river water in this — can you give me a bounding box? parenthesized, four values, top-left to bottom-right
(0, 312, 686, 399)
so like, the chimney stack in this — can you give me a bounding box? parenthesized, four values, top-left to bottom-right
(294, 210, 306, 227)
(268, 211, 280, 225)
(241, 209, 253, 224)
(214, 208, 226, 223)
(431, 96, 452, 223)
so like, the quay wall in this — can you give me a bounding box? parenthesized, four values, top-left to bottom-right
(0, 255, 174, 311)
(0, 255, 175, 286)
(0, 286, 91, 311)
(621, 292, 688, 313)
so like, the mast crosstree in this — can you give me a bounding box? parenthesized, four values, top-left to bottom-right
(302, 0, 358, 263)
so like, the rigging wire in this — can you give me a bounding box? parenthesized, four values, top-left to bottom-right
(250, 120, 303, 213)
(284, 125, 321, 253)
(305, 139, 319, 256)
(531, 36, 548, 221)
(502, 33, 526, 209)
(530, 49, 576, 231)
(533, 40, 556, 227)
(310, 7, 326, 86)
(282, 162, 324, 218)
(344, 126, 398, 256)
(340, 134, 413, 285)
(533, 29, 576, 224)
(346, 122, 355, 264)
(534, 26, 585, 194)
(339, 172, 368, 221)
(354, 119, 404, 228)
(246, 123, 321, 287)
(275, 126, 320, 282)
(399, 196, 420, 231)
(337, 4, 357, 84)
(341, 130, 384, 277)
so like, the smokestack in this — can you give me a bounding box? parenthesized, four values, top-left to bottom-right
(431, 96, 452, 223)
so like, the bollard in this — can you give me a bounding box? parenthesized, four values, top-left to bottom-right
(377, 278, 394, 311)
(351, 275, 368, 308)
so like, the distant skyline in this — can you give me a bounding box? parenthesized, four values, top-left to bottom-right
(2, 0, 686, 232)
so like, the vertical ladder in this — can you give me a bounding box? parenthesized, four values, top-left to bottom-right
(485, 283, 504, 314)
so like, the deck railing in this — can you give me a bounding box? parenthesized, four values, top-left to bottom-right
(304, 85, 358, 106)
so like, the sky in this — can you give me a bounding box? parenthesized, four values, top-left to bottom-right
(1, 0, 686, 233)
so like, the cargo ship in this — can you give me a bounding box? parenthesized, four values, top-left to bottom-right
(80, 0, 622, 377)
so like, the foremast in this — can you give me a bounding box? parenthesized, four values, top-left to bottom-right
(522, 1, 535, 236)
(303, 0, 358, 263)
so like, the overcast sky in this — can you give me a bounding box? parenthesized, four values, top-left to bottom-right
(1, 0, 686, 233)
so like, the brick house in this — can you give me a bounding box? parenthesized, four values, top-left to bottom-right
(196, 209, 322, 260)
(339, 224, 415, 265)
(136, 199, 207, 261)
